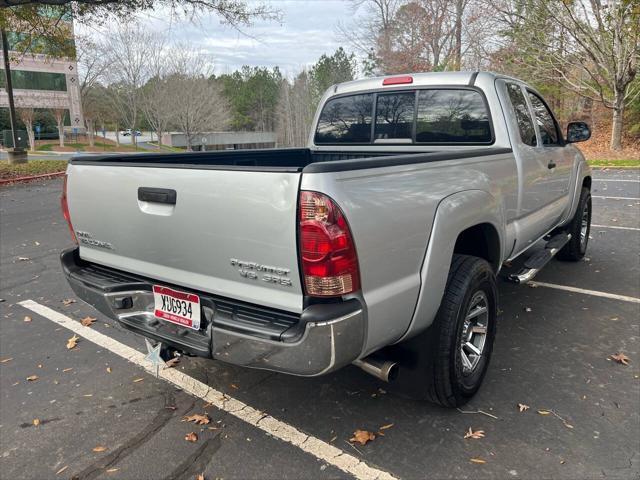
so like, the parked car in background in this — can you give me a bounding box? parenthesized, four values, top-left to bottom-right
(61, 71, 592, 407)
(119, 129, 141, 137)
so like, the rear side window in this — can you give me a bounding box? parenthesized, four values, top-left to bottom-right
(506, 83, 537, 147)
(527, 91, 560, 145)
(314, 94, 374, 144)
(416, 90, 491, 143)
(374, 92, 415, 142)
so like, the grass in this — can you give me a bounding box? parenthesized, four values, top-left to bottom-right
(145, 142, 185, 152)
(0, 160, 68, 180)
(587, 159, 640, 167)
(36, 141, 139, 152)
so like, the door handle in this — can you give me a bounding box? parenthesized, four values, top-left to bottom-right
(138, 187, 177, 205)
(548, 161, 556, 170)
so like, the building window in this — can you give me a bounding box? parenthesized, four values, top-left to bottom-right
(0, 69, 67, 92)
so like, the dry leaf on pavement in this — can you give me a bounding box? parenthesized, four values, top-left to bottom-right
(196, 474, 205, 480)
(518, 403, 530, 412)
(81, 316, 97, 327)
(470, 458, 486, 464)
(165, 357, 180, 368)
(106, 367, 112, 373)
(464, 427, 485, 439)
(106, 468, 119, 473)
(24, 316, 32, 322)
(349, 430, 375, 446)
(379, 423, 394, 430)
(182, 414, 210, 425)
(185, 432, 198, 442)
(92, 446, 107, 452)
(55, 466, 68, 475)
(62, 299, 76, 306)
(538, 410, 551, 416)
(26, 375, 39, 381)
(66, 335, 79, 350)
(0, 357, 13, 363)
(133, 378, 144, 383)
(610, 353, 630, 365)
(33, 419, 40, 426)
(18, 257, 30, 261)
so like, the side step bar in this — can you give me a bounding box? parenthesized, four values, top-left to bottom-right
(507, 232, 571, 284)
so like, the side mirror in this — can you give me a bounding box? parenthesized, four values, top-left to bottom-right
(566, 121, 591, 143)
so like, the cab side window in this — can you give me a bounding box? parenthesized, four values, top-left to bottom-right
(506, 83, 537, 147)
(527, 92, 560, 145)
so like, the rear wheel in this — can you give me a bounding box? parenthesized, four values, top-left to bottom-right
(557, 187, 591, 261)
(392, 255, 497, 407)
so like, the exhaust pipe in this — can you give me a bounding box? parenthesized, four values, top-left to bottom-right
(353, 355, 399, 382)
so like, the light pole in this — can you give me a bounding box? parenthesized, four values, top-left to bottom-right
(1, 29, 27, 164)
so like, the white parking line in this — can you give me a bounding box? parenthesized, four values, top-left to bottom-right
(18, 300, 397, 480)
(527, 282, 640, 304)
(593, 179, 640, 183)
(592, 195, 640, 201)
(592, 224, 640, 231)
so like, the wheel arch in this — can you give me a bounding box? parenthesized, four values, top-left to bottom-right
(397, 190, 505, 343)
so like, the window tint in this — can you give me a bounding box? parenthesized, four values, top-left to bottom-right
(314, 94, 373, 144)
(527, 91, 559, 145)
(0, 69, 67, 91)
(374, 92, 415, 142)
(506, 83, 536, 146)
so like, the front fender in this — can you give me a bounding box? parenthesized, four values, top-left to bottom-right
(397, 190, 505, 342)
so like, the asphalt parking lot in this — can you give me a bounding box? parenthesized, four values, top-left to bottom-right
(1, 169, 638, 480)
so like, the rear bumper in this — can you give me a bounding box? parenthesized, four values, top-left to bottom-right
(61, 248, 365, 376)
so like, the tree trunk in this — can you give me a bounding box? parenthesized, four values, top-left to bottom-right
(156, 129, 163, 148)
(58, 120, 65, 147)
(454, 0, 463, 70)
(115, 123, 120, 146)
(610, 94, 624, 151)
(87, 118, 95, 147)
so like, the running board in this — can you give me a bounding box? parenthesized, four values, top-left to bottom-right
(507, 232, 571, 284)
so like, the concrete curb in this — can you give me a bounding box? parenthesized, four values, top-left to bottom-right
(0, 171, 65, 186)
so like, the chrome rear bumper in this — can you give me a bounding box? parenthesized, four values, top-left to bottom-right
(61, 248, 365, 376)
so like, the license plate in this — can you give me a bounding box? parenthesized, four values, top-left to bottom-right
(153, 285, 201, 330)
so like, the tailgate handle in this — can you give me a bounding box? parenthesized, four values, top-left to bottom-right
(138, 187, 177, 205)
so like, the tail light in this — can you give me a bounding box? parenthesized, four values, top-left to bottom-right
(61, 175, 78, 245)
(298, 191, 360, 296)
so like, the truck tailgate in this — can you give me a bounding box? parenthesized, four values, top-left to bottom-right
(66, 164, 303, 313)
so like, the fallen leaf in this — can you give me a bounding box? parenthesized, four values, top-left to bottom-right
(165, 357, 180, 368)
(610, 353, 630, 365)
(464, 427, 485, 439)
(524, 307, 532, 312)
(230, 383, 239, 389)
(185, 432, 198, 442)
(133, 378, 144, 383)
(66, 335, 79, 350)
(35, 241, 40, 246)
(538, 410, 551, 416)
(470, 458, 486, 464)
(56, 466, 68, 475)
(196, 474, 205, 480)
(62, 299, 76, 306)
(0, 357, 13, 363)
(26, 375, 39, 381)
(33, 418, 40, 426)
(18, 257, 30, 261)
(106, 468, 119, 473)
(106, 367, 112, 373)
(379, 423, 394, 430)
(182, 413, 210, 425)
(350, 429, 375, 446)
(81, 316, 97, 327)
(24, 316, 32, 322)
(62, 367, 73, 372)
(518, 403, 530, 412)
(92, 446, 107, 452)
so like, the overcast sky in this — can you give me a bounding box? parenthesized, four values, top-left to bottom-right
(79, 0, 357, 77)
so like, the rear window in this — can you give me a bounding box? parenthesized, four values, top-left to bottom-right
(314, 94, 374, 144)
(315, 89, 492, 145)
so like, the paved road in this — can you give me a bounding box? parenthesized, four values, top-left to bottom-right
(1, 170, 638, 480)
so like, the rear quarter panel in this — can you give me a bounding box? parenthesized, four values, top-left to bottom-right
(301, 152, 517, 354)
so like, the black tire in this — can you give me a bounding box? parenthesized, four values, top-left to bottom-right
(391, 254, 497, 407)
(557, 187, 591, 261)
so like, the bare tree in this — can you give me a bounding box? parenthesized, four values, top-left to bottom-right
(276, 71, 315, 147)
(18, 108, 35, 151)
(103, 22, 155, 146)
(52, 108, 66, 147)
(167, 50, 230, 150)
(140, 42, 173, 148)
(490, 0, 639, 150)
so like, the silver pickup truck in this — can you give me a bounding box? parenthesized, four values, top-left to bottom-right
(61, 71, 592, 407)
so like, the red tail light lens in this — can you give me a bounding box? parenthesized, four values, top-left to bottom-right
(61, 175, 78, 245)
(299, 191, 360, 296)
(383, 75, 413, 85)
